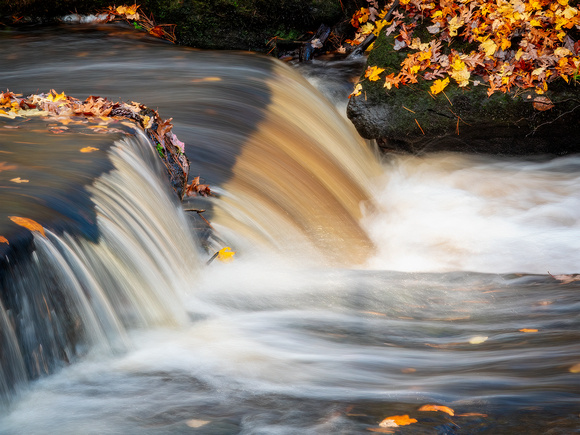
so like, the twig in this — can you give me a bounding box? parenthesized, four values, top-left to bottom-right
(415, 118, 425, 135)
(184, 208, 214, 230)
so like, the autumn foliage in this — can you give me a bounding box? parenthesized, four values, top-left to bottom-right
(349, 0, 580, 97)
(0, 89, 191, 198)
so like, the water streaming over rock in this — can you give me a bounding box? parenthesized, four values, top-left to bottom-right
(0, 25, 579, 433)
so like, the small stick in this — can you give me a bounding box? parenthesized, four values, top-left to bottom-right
(184, 208, 214, 230)
(415, 118, 425, 135)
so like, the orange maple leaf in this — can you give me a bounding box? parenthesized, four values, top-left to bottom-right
(0, 236, 8, 245)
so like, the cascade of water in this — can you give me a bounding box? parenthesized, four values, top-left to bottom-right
(0, 132, 199, 403)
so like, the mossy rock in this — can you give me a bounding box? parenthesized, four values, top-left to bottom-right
(347, 23, 580, 155)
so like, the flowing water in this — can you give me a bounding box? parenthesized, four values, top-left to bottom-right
(0, 25, 579, 434)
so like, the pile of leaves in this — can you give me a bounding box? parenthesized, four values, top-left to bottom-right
(348, 0, 580, 98)
(100, 4, 176, 43)
(0, 89, 192, 197)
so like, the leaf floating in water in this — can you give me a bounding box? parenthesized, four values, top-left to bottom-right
(418, 404, 454, 416)
(191, 77, 222, 83)
(549, 273, 580, 284)
(469, 336, 488, 344)
(0, 162, 17, 172)
(0, 236, 8, 244)
(569, 363, 580, 373)
(8, 216, 46, 237)
(519, 328, 538, 333)
(10, 177, 29, 183)
(401, 368, 416, 374)
(185, 419, 210, 428)
(80, 146, 100, 153)
(217, 247, 235, 263)
(379, 415, 417, 428)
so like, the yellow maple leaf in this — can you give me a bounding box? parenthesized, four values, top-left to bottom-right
(126, 4, 139, 15)
(365, 66, 385, 81)
(217, 246, 235, 263)
(8, 216, 46, 237)
(480, 39, 497, 57)
(430, 77, 450, 95)
(359, 22, 375, 35)
(47, 91, 66, 103)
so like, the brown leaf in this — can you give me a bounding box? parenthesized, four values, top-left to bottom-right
(533, 96, 554, 111)
(8, 216, 46, 237)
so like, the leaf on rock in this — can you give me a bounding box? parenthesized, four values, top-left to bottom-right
(532, 96, 554, 111)
(8, 216, 46, 237)
(430, 77, 450, 95)
(418, 404, 454, 416)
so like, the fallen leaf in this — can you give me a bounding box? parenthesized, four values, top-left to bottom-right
(401, 368, 416, 373)
(379, 415, 417, 427)
(469, 336, 488, 344)
(430, 77, 450, 95)
(80, 147, 100, 153)
(10, 177, 29, 183)
(185, 419, 210, 428)
(519, 328, 538, 333)
(533, 96, 554, 111)
(0, 162, 17, 172)
(191, 77, 222, 83)
(217, 247, 235, 263)
(418, 404, 454, 416)
(549, 273, 580, 284)
(569, 363, 580, 373)
(8, 216, 45, 237)
(0, 236, 8, 244)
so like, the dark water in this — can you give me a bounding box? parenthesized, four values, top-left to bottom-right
(0, 24, 579, 434)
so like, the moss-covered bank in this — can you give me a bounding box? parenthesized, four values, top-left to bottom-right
(347, 18, 580, 155)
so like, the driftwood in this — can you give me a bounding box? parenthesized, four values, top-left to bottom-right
(300, 24, 331, 61)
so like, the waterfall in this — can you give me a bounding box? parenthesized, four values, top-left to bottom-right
(0, 132, 199, 403)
